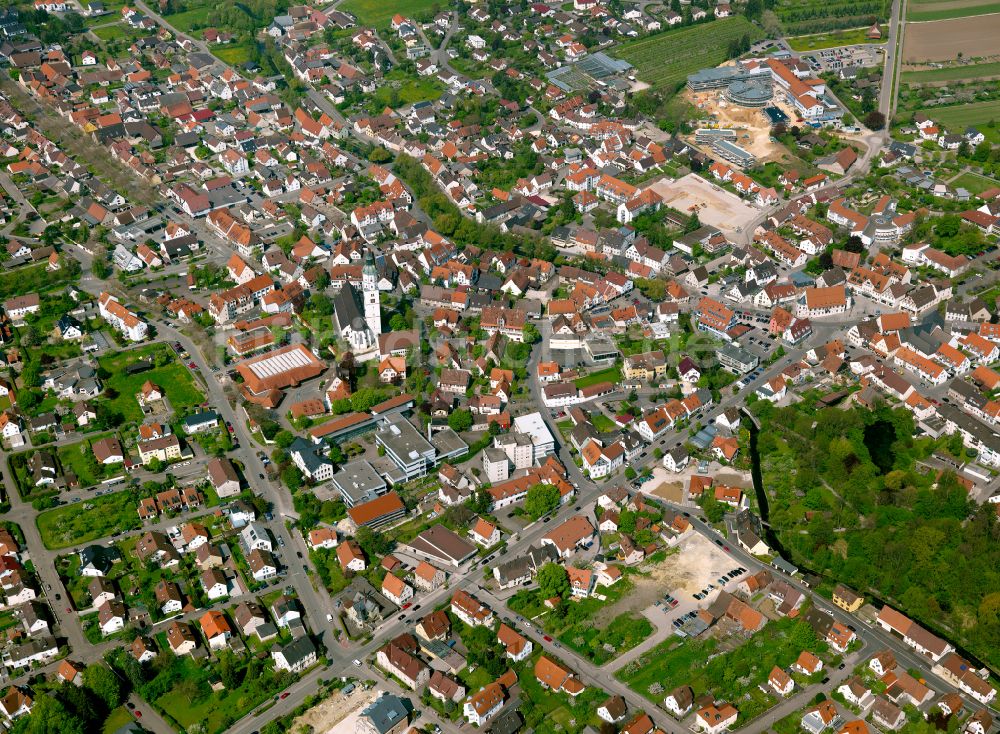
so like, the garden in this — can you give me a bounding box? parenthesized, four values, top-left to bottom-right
(616, 615, 827, 721)
(507, 575, 654, 665)
(37, 489, 142, 549)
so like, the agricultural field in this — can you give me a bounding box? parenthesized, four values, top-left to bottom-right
(612, 17, 764, 94)
(341, 0, 441, 27)
(902, 61, 1000, 84)
(906, 0, 1000, 21)
(786, 25, 887, 51)
(902, 14, 1000, 62)
(931, 101, 1000, 143)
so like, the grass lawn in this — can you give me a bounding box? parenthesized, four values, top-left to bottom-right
(90, 23, 135, 41)
(458, 665, 493, 692)
(99, 345, 204, 422)
(931, 102, 1000, 144)
(574, 366, 623, 389)
(340, 0, 440, 27)
(902, 60, 1000, 85)
(787, 25, 887, 51)
(952, 171, 1000, 195)
(157, 676, 275, 734)
(212, 43, 254, 65)
(559, 612, 653, 665)
(590, 414, 617, 432)
(102, 707, 133, 734)
(56, 432, 119, 489)
(374, 77, 445, 107)
(613, 17, 764, 94)
(617, 615, 825, 720)
(164, 5, 213, 33)
(37, 490, 141, 550)
(0, 262, 73, 302)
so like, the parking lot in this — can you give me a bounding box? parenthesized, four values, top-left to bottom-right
(804, 45, 883, 72)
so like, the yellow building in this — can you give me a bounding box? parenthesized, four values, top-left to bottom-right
(623, 350, 668, 381)
(832, 584, 864, 612)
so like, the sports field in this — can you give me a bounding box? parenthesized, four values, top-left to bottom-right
(612, 17, 764, 93)
(930, 101, 1000, 143)
(341, 0, 440, 27)
(901, 61, 1000, 84)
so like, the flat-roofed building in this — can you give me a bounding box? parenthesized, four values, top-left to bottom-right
(375, 417, 435, 481)
(332, 459, 387, 507)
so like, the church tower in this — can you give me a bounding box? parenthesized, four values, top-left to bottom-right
(362, 251, 382, 337)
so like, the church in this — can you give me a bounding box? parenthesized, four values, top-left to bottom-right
(332, 252, 382, 352)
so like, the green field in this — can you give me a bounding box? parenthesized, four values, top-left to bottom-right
(613, 17, 764, 93)
(617, 616, 826, 721)
(930, 101, 1000, 143)
(951, 171, 1000, 194)
(341, 0, 440, 26)
(902, 61, 1000, 84)
(99, 345, 204, 422)
(37, 490, 141, 549)
(787, 25, 887, 50)
(906, 0, 1000, 20)
(164, 6, 213, 33)
(212, 43, 254, 65)
(574, 366, 623, 389)
(91, 24, 136, 41)
(590, 413, 617, 432)
(373, 77, 445, 108)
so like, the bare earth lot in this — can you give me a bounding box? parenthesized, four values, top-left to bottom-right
(683, 87, 793, 162)
(645, 173, 761, 235)
(293, 685, 375, 734)
(903, 14, 1000, 61)
(595, 534, 738, 626)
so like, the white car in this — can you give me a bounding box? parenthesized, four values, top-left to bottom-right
(352, 659, 362, 667)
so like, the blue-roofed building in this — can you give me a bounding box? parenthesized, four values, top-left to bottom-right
(358, 693, 413, 734)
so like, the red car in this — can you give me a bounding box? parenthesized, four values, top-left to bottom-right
(134, 711, 142, 719)
(723, 545, 730, 552)
(188, 361, 197, 369)
(402, 602, 412, 610)
(543, 635, 553, 642)
(280, 692, 290, 700)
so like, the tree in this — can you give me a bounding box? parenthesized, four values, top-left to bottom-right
(13, 694, 87, 734)
(389, 313, 409, 332)
(522, 323, 540, 344)
(356, 526, 394, 558)
(684, 211, 701, 233)
(448, 408, 473, 432)
(761, 9, 782, 36)
(469, 488, 492, 515)
(745, 0, 763, 18)
(864, 111, 886, 130)
(274, 430, 295, 449)
(700, 491, 726, 522)
(218, 650, 245, 689)
(524, 483, 561, 519)
(281, 465, 303, 491)
(537, 563, 570, 599)
(83, 664, 124, 710)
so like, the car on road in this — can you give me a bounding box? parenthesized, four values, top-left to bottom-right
(714, 539, 723, 547)
(66, 607, 71, 613)
(398, 614, 406, 621)
(403, 602, 412, 610)
(188, 361, 197, 369)
(227, 422, 235, 434)
(280, 692, 290, 699)
(134, 711, 142, 718)
(543, 516, 551, 523)
(259, 473, 264, 479)
(352, 659, 362, 667)
(723, 545, 730, 552)
(543, 635, 552, 642)
(413, 604, 421, 611)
